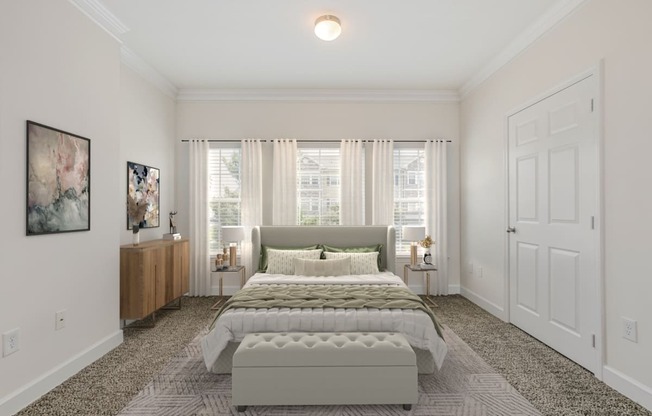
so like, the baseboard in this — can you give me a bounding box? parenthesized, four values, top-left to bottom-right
(603, 366, 652, 412)
(0, 330, 123, 416)
(460, 285, 507, 321)
(448, 284, 461, 295)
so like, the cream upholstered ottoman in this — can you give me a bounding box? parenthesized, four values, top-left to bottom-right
(232, 332, 417, 412)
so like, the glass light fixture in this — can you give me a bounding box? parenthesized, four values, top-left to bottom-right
(314, 15, 341, 41)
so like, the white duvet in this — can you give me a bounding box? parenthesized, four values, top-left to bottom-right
(201, 272, 448, 371)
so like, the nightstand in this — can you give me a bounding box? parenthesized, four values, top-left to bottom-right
(211, 265, 246, 310)
(403, 264, 438, 307)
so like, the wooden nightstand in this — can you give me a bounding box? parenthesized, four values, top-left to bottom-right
(404, 264, 438, 307)
(211, 265, 246, 310)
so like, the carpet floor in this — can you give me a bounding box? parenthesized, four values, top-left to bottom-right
(16, 295, 651, 416)
(117, 325, 539, 415)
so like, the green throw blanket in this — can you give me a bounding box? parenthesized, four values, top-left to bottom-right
(209, 284, 444, 338)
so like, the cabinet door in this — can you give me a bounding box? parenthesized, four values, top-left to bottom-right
(120, 248, 156, 320)
(179, 240, 189, 295)
(153, 247, 168, 310)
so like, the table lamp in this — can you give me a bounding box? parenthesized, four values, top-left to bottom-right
(222, 226, 245, 267)
(402, 226, 425, 266)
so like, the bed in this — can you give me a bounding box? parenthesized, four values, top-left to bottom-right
(201, 225, 447, 374)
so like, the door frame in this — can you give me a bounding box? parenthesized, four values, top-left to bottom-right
(503, 62, 605, 380)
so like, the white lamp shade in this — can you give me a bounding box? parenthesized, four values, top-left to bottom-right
(314, 15, 341, 41)
(402, 226, 425, 242)
(221, 226, 245, 242)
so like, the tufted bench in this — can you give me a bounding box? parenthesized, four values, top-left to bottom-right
(232, 332, 417, 411)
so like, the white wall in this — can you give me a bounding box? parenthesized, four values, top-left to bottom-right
(460, 0, 652, 407)
(176, 101, 461, 294)
(120, 65, 177, 245)
(0, 1, 122, 413)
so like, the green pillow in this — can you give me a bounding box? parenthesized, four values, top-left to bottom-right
(321, 244, 383, 270)
(259, 244, 320, 272)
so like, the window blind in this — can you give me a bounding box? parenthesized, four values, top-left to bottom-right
(208, 148, 241, 253)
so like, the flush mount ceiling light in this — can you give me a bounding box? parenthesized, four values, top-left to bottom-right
(314, 15, 341, 41)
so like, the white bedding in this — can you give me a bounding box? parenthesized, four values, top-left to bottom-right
(201, 272, 448, 371)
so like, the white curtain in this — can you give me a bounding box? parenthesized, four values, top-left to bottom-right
(371, 140, 394, 225)
(241, 139, 263, 278)
(272, 139, 297, 225)
(425, 140, 448, 295)
(188, 140, 210, 296)
(340, 140, 364, 225)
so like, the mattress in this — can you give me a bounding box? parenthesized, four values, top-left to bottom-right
(201, 272, 447, 372)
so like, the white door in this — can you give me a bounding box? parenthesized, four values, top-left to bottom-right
(508, 75, 599, 372)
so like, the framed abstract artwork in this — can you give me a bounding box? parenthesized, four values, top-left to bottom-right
(26, 121, 91, 235)
(127, 161, 160, 229)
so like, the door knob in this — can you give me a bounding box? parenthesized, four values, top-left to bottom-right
(506, 227, 516, 233)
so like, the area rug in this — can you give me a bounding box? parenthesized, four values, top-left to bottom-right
(118, 326, 540, 415)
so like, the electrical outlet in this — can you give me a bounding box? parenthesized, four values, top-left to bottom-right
(55, 310, 66, 331)
(623, 318, 637, 342)
(3, 328, 20, 357)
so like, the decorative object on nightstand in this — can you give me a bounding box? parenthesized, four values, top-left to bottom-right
(402, 226, 425, 266)
(420, 235, 434, 266)
(222, 226, 245, 267)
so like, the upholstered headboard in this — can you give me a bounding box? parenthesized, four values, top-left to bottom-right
(252, 226, 396, 274)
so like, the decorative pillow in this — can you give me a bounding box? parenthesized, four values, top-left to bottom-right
(266, 249, 323, 275)
(259, 244, 320, 272)
(321, 244, 383, 270)
(323, 251, 380, 275)
(294, 257, 351, 277)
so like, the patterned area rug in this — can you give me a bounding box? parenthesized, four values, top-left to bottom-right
(118, 326, 540, 416)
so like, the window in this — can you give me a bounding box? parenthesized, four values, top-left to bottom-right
(394, 148, 426, 254)
(208, 147, 241, 254)
(297, 148, 341, 225)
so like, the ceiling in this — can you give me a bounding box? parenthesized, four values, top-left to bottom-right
(95, 0, 568, 93)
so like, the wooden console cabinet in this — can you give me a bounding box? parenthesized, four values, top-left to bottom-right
(120, 239, 189, 320)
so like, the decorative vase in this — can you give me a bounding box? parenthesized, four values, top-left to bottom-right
(423, 251, 432, 265)
(132, 224, 140, 246)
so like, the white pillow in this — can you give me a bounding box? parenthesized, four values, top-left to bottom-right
(323, 251, 380, 275)
(294, 257, 351, 277)
(266, 249, 323, 275)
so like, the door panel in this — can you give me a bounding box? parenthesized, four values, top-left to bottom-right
(508, 75, 598, 373)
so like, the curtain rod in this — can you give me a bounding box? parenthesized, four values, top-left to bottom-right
(181, 139, 452, 143)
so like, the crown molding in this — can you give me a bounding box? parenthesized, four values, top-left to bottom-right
(459, 0, 590, 99)
(120, 47, 178, 98)
(67, 0, 129, 43)
(176, 89, 459, 103)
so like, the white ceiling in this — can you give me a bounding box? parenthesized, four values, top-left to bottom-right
(94, 0, 569, 93)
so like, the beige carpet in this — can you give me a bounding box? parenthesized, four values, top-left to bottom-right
(117, 326, 540, 415)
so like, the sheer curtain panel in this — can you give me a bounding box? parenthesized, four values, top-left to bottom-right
(425, 140, 448, 295)
(188, 140, 210, 296)
(241, 139, 263, 277)
(340, 140, 364, 225)
(272, 139, 297, 225)
(371, 140, 394, 225)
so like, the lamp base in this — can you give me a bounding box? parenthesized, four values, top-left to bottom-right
(410, 245, 417, 266)
(230, 246, 237, 267)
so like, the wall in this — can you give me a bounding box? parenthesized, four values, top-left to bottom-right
(176, 100, 461, 295)
(120, 65, 177, 245)
(459, 0, 652, 407)
(0, 1, 123, 414)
